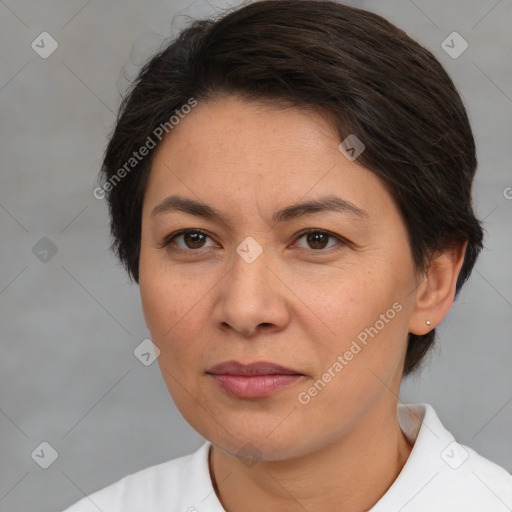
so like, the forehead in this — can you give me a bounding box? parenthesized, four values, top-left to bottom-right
(155, 96, 339, 166)
(144, 95, 394, 223)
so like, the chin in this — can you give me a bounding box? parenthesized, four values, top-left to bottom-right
(196, 417, 319, 463)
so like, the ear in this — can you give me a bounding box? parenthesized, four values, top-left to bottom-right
(409, 241, 467, 335)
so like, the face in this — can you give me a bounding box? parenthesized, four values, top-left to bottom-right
(139, 95, 421, 461)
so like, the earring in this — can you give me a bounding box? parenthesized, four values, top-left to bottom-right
(426, 320, 432, 326)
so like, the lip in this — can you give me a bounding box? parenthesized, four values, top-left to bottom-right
(206, 360, 302, 376)
(206, 360, 305, 399)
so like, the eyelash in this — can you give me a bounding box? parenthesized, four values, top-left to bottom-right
(160, 228, 348, 253)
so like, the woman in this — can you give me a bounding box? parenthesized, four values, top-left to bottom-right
(64, 1, 512, 510)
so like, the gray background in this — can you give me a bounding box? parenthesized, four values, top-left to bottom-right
(0, 0, 511, 510)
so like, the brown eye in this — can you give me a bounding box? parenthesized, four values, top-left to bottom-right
(181, 231, 207, 249)
(306, 232, 329, 249)
(161, 229, 214, 250)
(295, 229, 343, 251)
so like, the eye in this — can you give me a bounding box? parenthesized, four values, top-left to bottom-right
(160, 229, 216, 251)
(161, 228, 347, 253)
(294, 229, 345, 251)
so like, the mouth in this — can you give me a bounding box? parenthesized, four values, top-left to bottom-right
(205, 360, 306, 399)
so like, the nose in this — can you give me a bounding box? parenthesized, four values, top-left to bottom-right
(213, 250, 291, 338)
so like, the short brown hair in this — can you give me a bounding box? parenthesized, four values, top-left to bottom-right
(100, 0, 484, 375)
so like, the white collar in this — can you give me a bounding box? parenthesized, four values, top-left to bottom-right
(180, 403, 511, 511)
(187, 403, 443, 510)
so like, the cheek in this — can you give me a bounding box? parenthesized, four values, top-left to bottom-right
(296, 263, 399, 335)
(299, 261, 411, 381)
(139, 247, 189, 332)
(139, 272, 169, 337)
(296, 279, 407, 417)
(139, 258, 209, 370)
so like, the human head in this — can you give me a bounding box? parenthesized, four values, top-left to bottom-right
(100, 0, 483, 377)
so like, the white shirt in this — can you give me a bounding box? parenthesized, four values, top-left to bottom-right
(63, 403, 512, 511)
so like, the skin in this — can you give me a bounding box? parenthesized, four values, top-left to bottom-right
(139, 95, 466, 512)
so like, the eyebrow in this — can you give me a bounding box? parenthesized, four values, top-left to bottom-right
(151, 194, 370, 225)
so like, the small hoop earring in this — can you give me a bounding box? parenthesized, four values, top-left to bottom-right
(426, 320, 432, 326)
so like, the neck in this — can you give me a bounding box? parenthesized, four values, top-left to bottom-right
(209, 398, 413, 512)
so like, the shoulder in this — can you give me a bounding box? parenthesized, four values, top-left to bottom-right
(423, 403, 512, 504)
(443, 442, 512, 507)
(377, 403, 512, 511)
(62, 441, 213, 512)
(417, 442, 512, 511)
